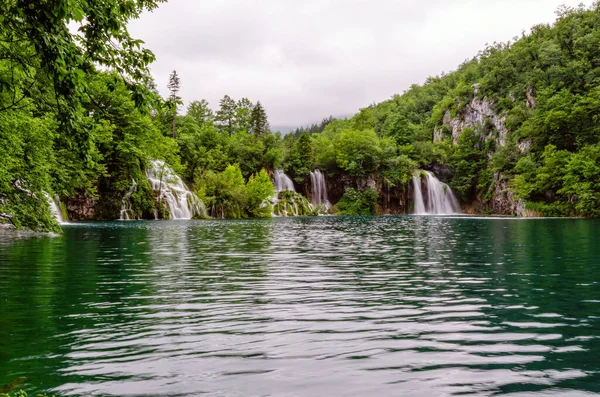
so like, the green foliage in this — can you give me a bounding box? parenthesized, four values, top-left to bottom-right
(167, 70, 182, 138)
(0, 108, 59, 232)
(246, 169, 275, 218)
(187, 100, 214, 126)
(292, 116, 334, 136)
(285, 132, 313, 184)
(250, 101, 269, 137)
(334, 129, 381, 177)
(0, 392, 52, 397)
(199, 165, 247, 219)
(560, 144, 600, 216)
(447, 128, 487, 202)
(215, 95, 237, 136)
(524, 201, 573, 217)
(0, 377, 52, 397)
(334, 188, 378, 216)
(7, 1, 600, 229)
(0, 0, 167, 230)
(197, 165, 275, 219)
(235, 98, 254, 134)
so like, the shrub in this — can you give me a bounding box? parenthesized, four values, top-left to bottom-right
(335, 188, 378, 216)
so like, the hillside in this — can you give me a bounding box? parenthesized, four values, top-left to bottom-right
(329, 2, 600, 216)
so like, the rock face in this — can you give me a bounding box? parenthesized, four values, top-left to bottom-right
(442, 96, 508, 147)
(489, 176, 518, 215)
(379, 184, 407, 215)
(326, 173, 407, 215)
(64, 193, 96, 220)
(433, 126, 444, 143)
(517, 139, 532, 154)
(325, 174, 354, 205)
(425, 163, 453, 184)
(485, 173, 531, 216)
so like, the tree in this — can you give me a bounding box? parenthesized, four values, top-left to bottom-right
(235, 98, 254, 133)
(1, 0, 164, 117)
(334, 129, 381, 177)
(250, 101, 270, 137)
(336, 188, 378, 216)
(168, 70, 182, 138)
(246, 169, 275, 217)
(199, 164, 247, 218)
(187, 100, 213, 126)
(215, 95, 237, 136)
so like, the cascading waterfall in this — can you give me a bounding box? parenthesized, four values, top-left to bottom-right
(44, 192, 64, 224)
(270, 170, 310, 217)
(273, 169, 295, 193)
(119, 179, 137, 220)
(412, 171, 460, 215)
(146, 160, 206, 220)
(309, 170, 330, 209)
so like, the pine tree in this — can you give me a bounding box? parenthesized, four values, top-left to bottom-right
(215, 95, 237, 136)
(167, 70, 182, 138)
(250, 101, 270, 137)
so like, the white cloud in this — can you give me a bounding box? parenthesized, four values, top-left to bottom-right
(128, 0, 593, 128)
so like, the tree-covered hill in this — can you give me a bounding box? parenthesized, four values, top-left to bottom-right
(336, 2, 600, 216)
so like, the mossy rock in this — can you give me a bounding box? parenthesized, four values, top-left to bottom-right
(273, 191, 316, 216)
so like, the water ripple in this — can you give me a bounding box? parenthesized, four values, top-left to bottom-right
(1, 217, 600, 396)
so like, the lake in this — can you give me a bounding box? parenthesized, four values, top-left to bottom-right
(1, 217, 599, 396)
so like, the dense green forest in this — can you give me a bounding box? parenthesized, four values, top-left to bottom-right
(2, 1, 600, 232)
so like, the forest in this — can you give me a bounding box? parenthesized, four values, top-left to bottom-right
(2, 1, 600, 232)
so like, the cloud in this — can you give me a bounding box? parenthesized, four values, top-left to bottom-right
(128, 0, 593, 128)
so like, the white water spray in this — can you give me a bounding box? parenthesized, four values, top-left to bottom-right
(412, 171, 460, 215)
(310, 170, 330, 209)
(45, 192, 64, 224)
(273, 170, 295, 193)
(119, 179, 137, 220)
(146, 160, 206, 220)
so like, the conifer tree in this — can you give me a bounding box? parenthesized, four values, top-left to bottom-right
(250, 101, 270, 137)
(167, 70, 182, 138)
(215, 95, 237, 136)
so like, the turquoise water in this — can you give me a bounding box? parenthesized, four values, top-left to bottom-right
(1, 217, 599, 396)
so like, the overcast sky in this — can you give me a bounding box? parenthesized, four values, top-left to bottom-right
(128, 0, 593, 130)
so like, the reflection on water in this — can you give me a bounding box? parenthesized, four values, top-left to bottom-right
(1, 217, 599, 396)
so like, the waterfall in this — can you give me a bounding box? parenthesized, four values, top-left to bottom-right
(412, 171, 460, 215)
(146, 160, 206, 220)
(273, 170, 295, 193)
(119, 179, 137, 220)
(412, 176, 426, 215)
(310, 170, 330, 209)
(45, 192, 64, 224)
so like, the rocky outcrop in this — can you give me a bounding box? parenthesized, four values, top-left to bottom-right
(484, 173, 538, 216)
(424, 163, 453, 184)
(437, 84, 511, 148)
(433, 126, 444, 143)
(488, 176, 519, 215)
(517, 139, 532, 154)
(63, 193, 96, 220)
(526, 88, 536, 109)
(442, 98, 508, 147)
